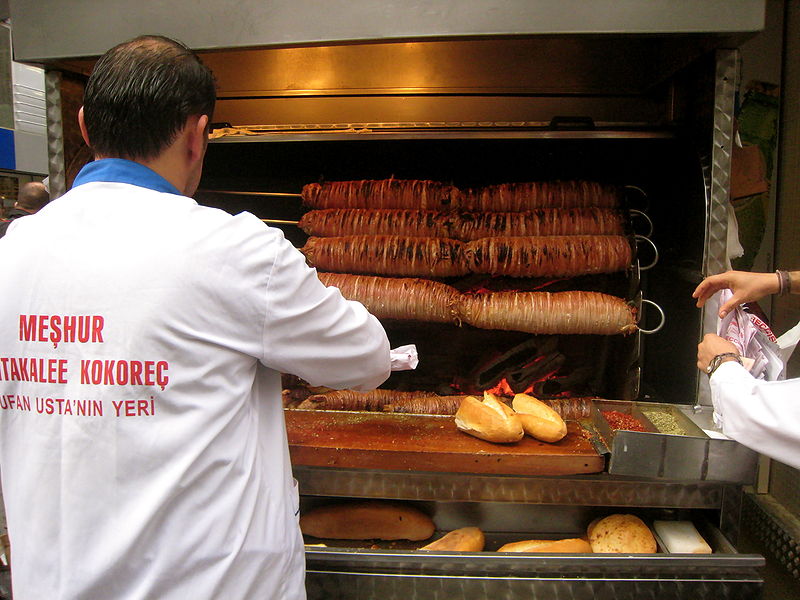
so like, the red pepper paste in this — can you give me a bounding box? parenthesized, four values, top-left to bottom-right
(602, 410, 646, 432)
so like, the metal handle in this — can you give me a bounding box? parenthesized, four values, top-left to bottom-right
(261, 218, 300, 225)
(629, 209, 654, 238)
(197, 189, 303, 198)
(624, 185, 650, 212)
(635, 234, 659, 271)
(638, 299, 665, 335)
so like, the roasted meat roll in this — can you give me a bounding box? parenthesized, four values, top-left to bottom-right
(467, 235, 632, 278)
(460, 291, 637, 335)
(318, 272, 461, 323)
(302, 235, 469, 277)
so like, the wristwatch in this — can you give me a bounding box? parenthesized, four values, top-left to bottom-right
(706, 352, 743, 375)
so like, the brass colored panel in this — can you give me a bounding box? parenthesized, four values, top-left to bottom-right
(200, 37, 727, 99)
(203, 39, 654, 97)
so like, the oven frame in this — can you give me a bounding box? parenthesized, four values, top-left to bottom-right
(38, 40, 768, 599)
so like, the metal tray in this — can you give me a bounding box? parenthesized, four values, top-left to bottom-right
(591, 400, 759, 483)
(287, 396, 759, 484)
(304, 520, 763, 600)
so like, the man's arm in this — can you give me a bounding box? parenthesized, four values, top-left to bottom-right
(260, 232, 391, 391)
(693, 269, 800, 318)
(709, 362, 800, 470)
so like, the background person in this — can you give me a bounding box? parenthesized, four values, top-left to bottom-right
(0, 35, 391, 600)
(0, 181, 49, 237)
(694, 269, 800, 470)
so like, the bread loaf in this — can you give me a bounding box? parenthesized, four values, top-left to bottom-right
(588, 514, 657, 553)
(511, 393, 568, 442)
(497, 537, 592, 553)
(420, 527, 485, 552)
(586, 516, 601, 538)
(454, 392, 524, 443)
(300, 501, 435, 541)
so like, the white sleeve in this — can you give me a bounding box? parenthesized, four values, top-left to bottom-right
(259, 232, 391, 391)
(710, 361, 800, 470)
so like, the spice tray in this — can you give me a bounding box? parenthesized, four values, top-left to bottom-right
(587, 399, 759, 484)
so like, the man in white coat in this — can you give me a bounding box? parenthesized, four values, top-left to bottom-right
(694, 269, 800, 470)
(0, 35, 391, 599)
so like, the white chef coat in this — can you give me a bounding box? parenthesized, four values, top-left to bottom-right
(710, 361, 800, 470)
(0, 159, 391, 600)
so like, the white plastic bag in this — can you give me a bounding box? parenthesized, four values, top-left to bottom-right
(777, 321, 800, 368)
(716, 289, 794, 381)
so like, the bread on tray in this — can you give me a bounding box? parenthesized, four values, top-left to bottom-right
(454, 392, 524, 443)
(300, 501, 435, 541)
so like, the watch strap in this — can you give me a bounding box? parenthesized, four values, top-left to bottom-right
(706, 352, 743, 376)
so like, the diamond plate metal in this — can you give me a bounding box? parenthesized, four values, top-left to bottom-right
(742, 492, 800, 581)
(697, 48, 741, 409)
(44, 69, 66, 199)
(704, 48, 739, 278)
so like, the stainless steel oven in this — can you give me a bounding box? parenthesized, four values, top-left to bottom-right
(21, 2, 770, 597)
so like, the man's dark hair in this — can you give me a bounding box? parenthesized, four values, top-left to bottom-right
(83, 35, 216, 161)
(17, 182, 49, 212)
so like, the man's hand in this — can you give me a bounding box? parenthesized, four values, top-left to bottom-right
(692, 270, 779, 318)
(696, 333, 740, 373)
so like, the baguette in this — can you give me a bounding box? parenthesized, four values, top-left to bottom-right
(497, 538, 592, 553)
(511, 393, 567, 443)
(420, 527, 485, 552)
(588, 514, 657, 553)
(454, 392, 524, 443)
(300, 501, 435, 541)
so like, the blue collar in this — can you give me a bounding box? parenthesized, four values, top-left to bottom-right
(72, 158, 182, 196)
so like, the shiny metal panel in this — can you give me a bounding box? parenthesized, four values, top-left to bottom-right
(608, 431, 758, 484)
(697, 48, 740, 408)
(202, 38, 701, 98)
(594, 400, 758, 484)
(211, 95, 665, 131)
(204, 39, 650, 97)
(769, 461, 800, 517)
(305, 545, 763, 600)
(306, 546, 764, 575)
(306, 571, 762, 600)
(293, 466, 726, 508)
(210, 127, 675, 143)
(9, 1, 765, 63)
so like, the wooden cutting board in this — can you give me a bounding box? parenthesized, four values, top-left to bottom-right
(285, 409, 605, 476)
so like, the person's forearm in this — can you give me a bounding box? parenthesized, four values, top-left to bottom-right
(789, 271, 800, 294)
(776, 270, 800, 296)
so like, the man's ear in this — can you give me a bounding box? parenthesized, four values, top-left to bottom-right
(188, 114, 209, 163)
(78, 107, 91, 147)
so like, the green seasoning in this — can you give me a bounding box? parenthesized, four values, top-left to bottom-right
(641, 408, 687, 436)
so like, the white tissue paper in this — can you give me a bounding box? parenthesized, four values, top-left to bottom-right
(725, 201, 744, 266)
(390, 344, 419, 371)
